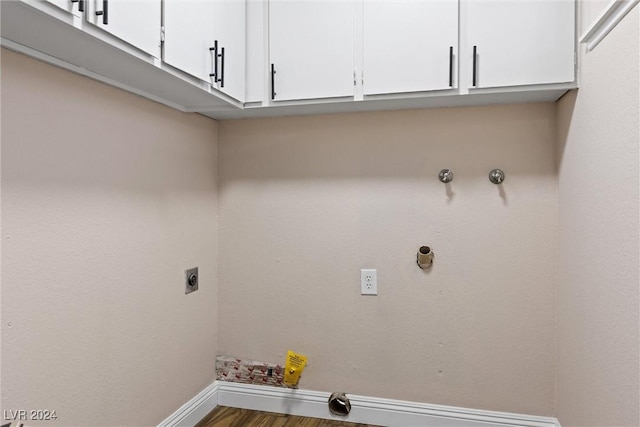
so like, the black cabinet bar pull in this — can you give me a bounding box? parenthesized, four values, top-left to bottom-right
(472, 45, 477, 87)
(271, 64, 276, 100)
(95, 0, 108, 24)
(70, 0, 84, 12)
(449, 46, 454, 87)
(214, 41, 218, 81)
(209, 41, 218, 80)
(218, 47, 225, 88)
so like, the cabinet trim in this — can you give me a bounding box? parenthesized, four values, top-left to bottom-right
(581, 0, 639, 51)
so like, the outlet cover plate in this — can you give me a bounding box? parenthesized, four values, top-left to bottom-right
(361, 268, 377, 295)
(185, 267, 198, 294)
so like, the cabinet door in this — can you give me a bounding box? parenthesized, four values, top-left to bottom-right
(269, 0, 354, 101)
(44, 0, 84, 17)
(164, 0, 215, 82)
(87, 0, 161, 58)
(245, 0, 265, 103)
(212, 0, 246, 102)
(363, 0, 458, 95)
(467, 0, 575, 89)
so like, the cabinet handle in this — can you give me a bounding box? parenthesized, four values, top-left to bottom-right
(271, 64, 276, 100)
(449, 46, 454, 87)
(70, 0, 84, 12)
(472, 45, 477, 87)
(218, 47, 225, 88)
(209, 41, 218, 81)
(95, 0, 108, 25)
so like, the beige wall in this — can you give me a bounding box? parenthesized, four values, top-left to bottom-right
(4, 5, 638, 422)
(581, 0, 612, 31)
(1, 50, 219, 426)
(556, 5, 640, 427)
(218, 104, 559, 416)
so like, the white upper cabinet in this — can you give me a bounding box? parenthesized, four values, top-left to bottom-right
(44, 0, 85, 17)
(211, 0, 246, 101)
(164, 1, 216, 82)
(269, 0, 355, 101)
(86, 0, 161, 58)
(163, 0, 245, 102)
(363, 0, 459, 95)
(245, 0, 265, 103)
(466, 0, 575, 89)
(2, 0, 578, 118)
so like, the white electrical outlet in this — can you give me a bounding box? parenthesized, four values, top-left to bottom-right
(361, 269, 377, 295)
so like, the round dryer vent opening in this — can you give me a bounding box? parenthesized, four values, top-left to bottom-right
(328, 392, 351, 416)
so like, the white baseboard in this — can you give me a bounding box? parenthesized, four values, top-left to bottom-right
(159, 381, 561, 427)
(157, 382, 218, 427)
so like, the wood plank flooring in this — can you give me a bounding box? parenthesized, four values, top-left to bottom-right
(196, 406, 381, 427)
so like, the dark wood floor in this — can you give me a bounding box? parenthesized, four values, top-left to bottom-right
(196, 406, 380, 427)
